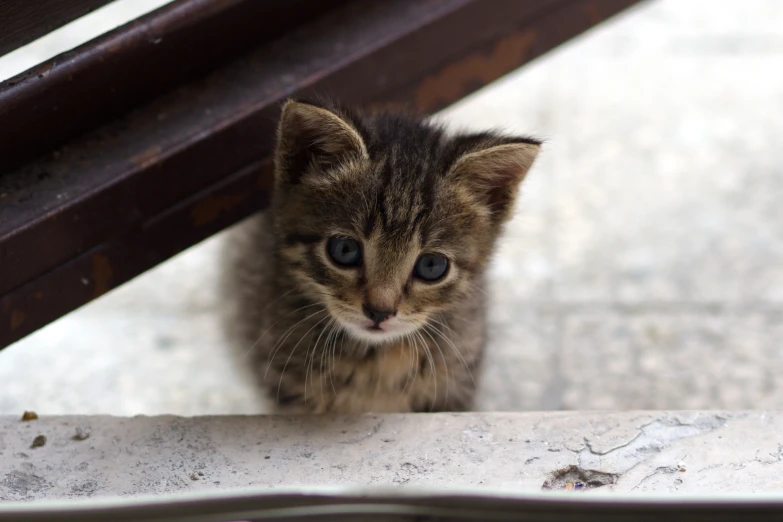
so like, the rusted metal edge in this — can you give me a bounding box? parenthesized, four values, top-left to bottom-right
(0, 0, 114, 57)
(0, 0, 348, 173)
(0, 0, 642, 349)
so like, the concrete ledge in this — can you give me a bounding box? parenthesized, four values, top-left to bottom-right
(2, 411, 782, 500)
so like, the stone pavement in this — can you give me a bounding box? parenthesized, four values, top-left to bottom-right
(1, 0, 783, 416)
(3, 411, 783, 500)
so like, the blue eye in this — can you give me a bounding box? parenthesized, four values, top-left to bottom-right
(414, 253, 449, 281)
(327, 236, 361, 266)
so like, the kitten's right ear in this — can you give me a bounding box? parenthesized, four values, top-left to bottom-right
(274, 99, 368, 185)
(448, 134, 541, 224)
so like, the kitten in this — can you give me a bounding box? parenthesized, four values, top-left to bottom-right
(221, 99, 540, 413)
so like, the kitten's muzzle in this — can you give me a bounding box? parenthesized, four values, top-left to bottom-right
(362, 304, 396, 325)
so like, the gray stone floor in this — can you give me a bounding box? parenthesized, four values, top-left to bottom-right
(2, 0, 782, 415)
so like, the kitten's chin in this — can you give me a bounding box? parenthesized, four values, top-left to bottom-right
(338, 319, 419, 345)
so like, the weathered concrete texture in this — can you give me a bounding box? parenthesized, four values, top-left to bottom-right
(2, 412, 782, 500)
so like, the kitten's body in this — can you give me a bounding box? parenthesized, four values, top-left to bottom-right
(221, 100, 539, 414)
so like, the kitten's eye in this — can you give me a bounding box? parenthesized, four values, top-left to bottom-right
(414, 253, 449, 281)
(327, 236, 362, 266)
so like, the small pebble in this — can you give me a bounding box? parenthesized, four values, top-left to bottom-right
(30, 435, 47, 449)
(72, 427, 90, 441)
(677, 461, 687, 472)
(21, 411, 38, 421)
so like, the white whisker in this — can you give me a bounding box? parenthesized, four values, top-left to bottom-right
(321, 321, 339, 399)
(329, 320, 345, 395)
(421, 325, 450, 405)
(304, 316, 334, 404)
(276, 311, 331, 404)
(242, 298, 322, 360)
(414, 329, 436, 412)
(425, 321, 476, 387)
(401, 332, 417, 395)
(264, 308, 328, 379)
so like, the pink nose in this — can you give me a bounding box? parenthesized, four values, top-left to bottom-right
(362, 305, 395, 324)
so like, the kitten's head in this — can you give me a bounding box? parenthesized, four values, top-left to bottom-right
(272, 99, 540, 345)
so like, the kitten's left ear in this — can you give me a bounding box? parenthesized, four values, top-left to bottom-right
(449, 135, 541, 223)
(275, 99, 368, 185)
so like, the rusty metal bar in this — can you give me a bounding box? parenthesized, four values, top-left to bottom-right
(0, 0, 641, 349)
(0, 0, 114, 57)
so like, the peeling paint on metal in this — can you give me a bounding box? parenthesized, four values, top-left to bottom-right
(91, 254, 113, 298)
(10, 309, 26, 331)
(190, 193, 248, 227)
(415, 31, 536, 112)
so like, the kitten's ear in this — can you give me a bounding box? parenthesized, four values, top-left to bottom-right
(275, 99, 368, 184)
(449, 135, 541, 223)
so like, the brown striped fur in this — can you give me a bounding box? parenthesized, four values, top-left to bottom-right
(220, 99, 540, 413)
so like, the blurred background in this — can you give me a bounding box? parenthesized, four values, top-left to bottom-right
(1, 0, 781, 415)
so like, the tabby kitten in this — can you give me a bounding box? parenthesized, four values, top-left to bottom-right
(221, 99, 540, 413)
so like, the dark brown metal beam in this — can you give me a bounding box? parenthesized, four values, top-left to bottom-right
(0, 0, 642, 349)
(0, 0, 114, 57)
(0, 0, 347, 174)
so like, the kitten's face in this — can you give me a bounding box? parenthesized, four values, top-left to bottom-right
(272, 100, 540, 345)
(277, 160, 488, 344)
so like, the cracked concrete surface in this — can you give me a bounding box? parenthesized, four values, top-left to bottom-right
(578, 415, 727, 474)
(2, 412, 782, 500)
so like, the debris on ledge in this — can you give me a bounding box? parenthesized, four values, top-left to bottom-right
(1, 411, 781, 500)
